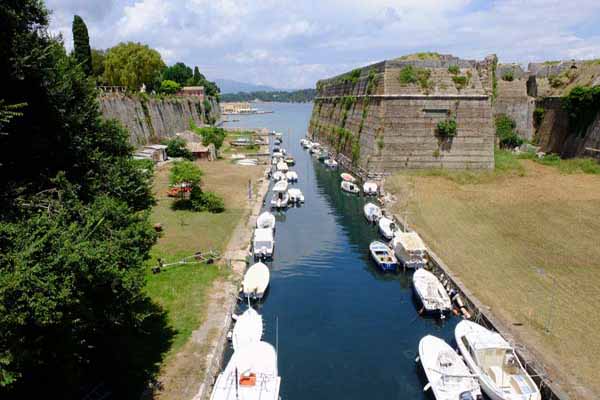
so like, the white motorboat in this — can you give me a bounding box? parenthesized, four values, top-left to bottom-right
(232, 307, 263, 351)
(340, 172, 356, 182)
(285, 171, 298, 182)
(271, 157, 280, 165)
(272, 171, 287, 182)
(302, 139, 312, 149)
(392, 231, 427, 269)
(287, 188, 305, 203)
(363, 203, 382, 223)
(253, 228, 274, 260)
(237, 159, 258, 166)
(300, 138, 308, 147)
(324, 158, 338, 168)
(272, 180, 288, 193)
(418, 335, 482, 400)
(284, 156, 295, 166)
(270, 191, 289, 209)
(256, 211, 276, 229)
(241, 263, 270, 301)
(340, 180, 360, 194)
(309, 144, 321, 154)
(363, 181, 378, 195)
(276, 161, 288, 172)
(210, 341, 281, 400)
(274, 132, 283, 140)
(378, 216, 398, 240)
(369, 241, 398, 272)
(412, 268, 452, 316)
(455, 320, 541, 400)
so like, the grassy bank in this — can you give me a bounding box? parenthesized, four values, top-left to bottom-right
(387, 155, 600, 398)
(145, 159, 263, 355)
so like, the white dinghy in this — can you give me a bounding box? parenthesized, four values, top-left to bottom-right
(340, 180, 360, 194)
(455, 321, 541, 400)
(270, 192, 289, 209)
(364, 203, 382, 223)
(272, 180, 288, 193)
(340, 172, 356, 182)
(211, 341, 281, 400)
(276, 161, 288, 172)
(253, 228, 274, 260)
(256, 211, 276, 230)
(285, 171, 298, 182)
(392, 231, 427, 269)
(287, 188, 305, 204)
(363, 181, 378, 195)
(324, 158, 338, 168)
(241, 262, 270, 301)
(232, 307, 263, 351)
(418, 335, 482, 400)
(378, 216, 398, 240)
(369, 241, 398, 272)
(271, 171, 286, 182)
(412, 268, 452, 316)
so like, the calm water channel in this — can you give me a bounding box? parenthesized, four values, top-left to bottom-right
(223, 102, 459, 400)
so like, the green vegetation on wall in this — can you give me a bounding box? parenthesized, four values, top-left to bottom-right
(562, 85, 600, 137)
(436, 118, 457, 137)
(398, 65, 432, 92)
(533, 107, 545, 128)
(448, 65, 460, 75)
(501, 70, 515, 81)
(495, 114, 523, 148)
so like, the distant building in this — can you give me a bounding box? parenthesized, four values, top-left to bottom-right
(221, 102, 255, 114)
(177, 86, 205, 100)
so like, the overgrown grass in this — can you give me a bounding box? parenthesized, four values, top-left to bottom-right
(536, 154, 600, 174)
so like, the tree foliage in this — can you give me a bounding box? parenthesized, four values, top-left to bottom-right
(72, 15, 92, 76)
(495, 114, 523, 148)
(104, 42, 165, 91)
(91, 48, 107, 82)
(436, 118, 457, 137)
(163, 136, 192, 160)
(159, 79, 181, 94)
(193, 126, 226, 149)
(0, 1, 165, 397)
(562, 85, 600, 137)
(169, 160, 203, 186)
(163, 62, 193, 86)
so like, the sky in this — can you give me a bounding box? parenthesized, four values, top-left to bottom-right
(46, 0, 600, 89)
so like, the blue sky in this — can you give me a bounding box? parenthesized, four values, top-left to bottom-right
(46, 0, 600, 89)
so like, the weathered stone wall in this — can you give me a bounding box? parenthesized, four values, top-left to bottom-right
(100, 94, 220, 145)
(494, 64, 536, 141)
(309, 54, 495, 171)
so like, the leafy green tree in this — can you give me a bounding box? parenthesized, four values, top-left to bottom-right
(163, 62, 193, 86)
(169, 160, 203, 186)
(0, 1, 167, 397)
(72, 15, 92, 75)
(194, 126, 226, 149)
(159, 79, 181, 94)
(162, 137, 192, 159)
(91, 48, 107, 82)
(104, 42, 165, 91)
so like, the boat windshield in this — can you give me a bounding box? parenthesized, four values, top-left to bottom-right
(254, 241, 272, 249)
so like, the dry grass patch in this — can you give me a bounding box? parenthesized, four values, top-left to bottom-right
(387, 160, 600, 399)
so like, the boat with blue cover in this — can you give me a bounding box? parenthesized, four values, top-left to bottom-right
(369, 241, 398, 272)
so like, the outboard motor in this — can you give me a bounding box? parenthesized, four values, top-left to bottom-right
(459, 392, 474, 400)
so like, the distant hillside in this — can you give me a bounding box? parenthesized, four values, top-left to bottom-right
(220, 89, 316, 103)
(214, 79, 278, 94)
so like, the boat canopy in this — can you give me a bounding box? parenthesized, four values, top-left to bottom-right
(466, 329, 512, 351)
(393, 231, 426, 252)
(254, 228, 274, 243)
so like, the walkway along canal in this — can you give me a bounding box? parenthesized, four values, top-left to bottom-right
(220, 103, 459, 400)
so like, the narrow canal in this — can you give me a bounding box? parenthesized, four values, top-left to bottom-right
(224, 103, 459, 400)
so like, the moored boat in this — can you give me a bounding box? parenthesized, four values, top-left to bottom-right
(340, 180, 360, 194)
(285, 171, 298, 182)
(412, 268, 452, 316)
(340, 172, 356, 182)
(256, 211, 276, 229)
(392, 231, 427, 269)
(363, 181, 378, 195)
(232, 307, 263, 350)
(287, 188, 305, 203)
(378, 216, 398, 240)
(270, 191, 289, 209)
(272, 180, 288, 193)
(241, 263, 270, 301)
(369, 241, 398, 272)
(284, 156, 295, 166)
(210, 341, 281, 400)
(276, 161, 288, 172)
(363, 202, 382, 223)
(418, 335, 482, 400)
(272, 171, 287, 182)
(455, 320, 541, 400)
(253, 228, 274, 260)
(324, 158, 338, 168)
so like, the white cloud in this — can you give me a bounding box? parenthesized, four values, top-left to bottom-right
(46, 0, 600, 89)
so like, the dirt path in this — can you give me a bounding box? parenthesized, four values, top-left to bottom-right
(150, 173, 270, 400)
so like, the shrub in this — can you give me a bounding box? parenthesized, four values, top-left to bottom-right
(502, 71, 514, 81)
(548, 75, 564, 88)
(159, 79, 181, 94)
(452, 75, 468, 90)
(398, 65, 432, 90)
(170, 160, 203, 186)
(533, 107, 545, 128)
(342, 69, 362, 85)
(193, 126, 227, 149)
(163, 137, 193, 160)
(495, 114, 523, 148)
(436, 118, 457, 137)
(562, 85, 600, 137)
(448, 65, 460, 75)
(191, 190, 225, 213)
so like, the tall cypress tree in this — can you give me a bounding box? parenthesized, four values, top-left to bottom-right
(72, 15, 92, 76)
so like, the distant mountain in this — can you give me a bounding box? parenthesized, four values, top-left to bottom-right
(215, 79, 278, 94)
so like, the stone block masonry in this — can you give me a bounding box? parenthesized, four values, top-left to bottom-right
(100, 93, 220, 146)
(309, 54, 496, 172)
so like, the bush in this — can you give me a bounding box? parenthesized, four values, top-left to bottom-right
(398, 65, 431, 90)
(502, 71, 514, 81)
(452, 75, 468, 90)
(159, 79, 181, 94)
(562, 85, 600, 137)
(174, 187, 225, 213)
(448, 65, 460, 75)
(163, 137, 193, 160)
(342, 69, 362, 85)
(192, 126, 226, 150)
(548, 75, 564, 88)
(170, 160, 203, 186)
(533, 107, 545, 128)
(495, 114, 523, 148)
(436, 118, 457, 137)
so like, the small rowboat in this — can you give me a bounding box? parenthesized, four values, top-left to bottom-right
(340, 173, 356, 183)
